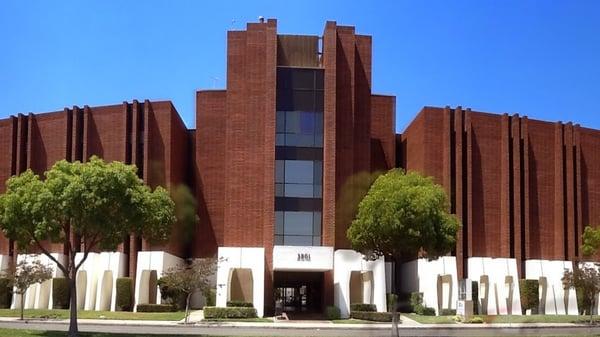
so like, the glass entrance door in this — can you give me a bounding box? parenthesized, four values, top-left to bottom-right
(274, 271, 323, 316)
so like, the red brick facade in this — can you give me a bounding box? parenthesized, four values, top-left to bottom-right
(400, 107, 600, 278)
(0, 101, 189, 275)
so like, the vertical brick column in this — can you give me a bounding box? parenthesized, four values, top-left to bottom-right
(500, 114, 511, 258)
(574, 125, 583, 260)
(454, 107, 466, 278)
(554, 122, 565, 260)
(465, 109, 474, 258)
(511, 114, 523, 275)
(522, 117, 531, 260)
(564, 123, 576, 260)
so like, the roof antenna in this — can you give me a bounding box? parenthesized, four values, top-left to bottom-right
(258, 16, 265, 23)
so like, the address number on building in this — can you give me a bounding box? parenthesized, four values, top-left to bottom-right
(297, 253, 311, 262)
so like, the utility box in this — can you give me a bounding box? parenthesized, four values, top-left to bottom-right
(457, 279, 474, 320)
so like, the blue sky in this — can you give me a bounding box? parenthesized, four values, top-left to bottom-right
(1, 1, 599, 132)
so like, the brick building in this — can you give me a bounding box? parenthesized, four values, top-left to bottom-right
(0, 19, 598, 317)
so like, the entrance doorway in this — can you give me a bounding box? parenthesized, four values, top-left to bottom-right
(274, 271, 323, 319)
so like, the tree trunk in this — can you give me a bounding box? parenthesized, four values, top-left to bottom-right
(184, 293, 191, 324)
(20, 293, 24, 320)
(590, 300, 594, 325)
(68, 270, 79, 337)
(391, 261, 399, 337)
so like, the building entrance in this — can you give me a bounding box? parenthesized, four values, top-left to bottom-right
(274, 271, 324, 318)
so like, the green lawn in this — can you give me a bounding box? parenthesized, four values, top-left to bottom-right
(402, 313, 457, 324)
(403, 313, 600, 324)
(0, 329, 235, 337)
(331, 318, 384, 324)
(0, 309, 186, 321)
(202, 317, 273, 323)
(475, 314, 598, 324)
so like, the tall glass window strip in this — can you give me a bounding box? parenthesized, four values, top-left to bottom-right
(275, 67, 324, 246)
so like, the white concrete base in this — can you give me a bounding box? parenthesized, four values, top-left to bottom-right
(334, 249, 386, 318)
(525, 259, 578, 315)
(11, 253, 66, 310)
(0, 255, 8, 274)
(400, 256, 458, 315)
(75, 252, 127, 311)
(468, 257, 522, 315)
(216, 247, 265, 317)
(134, 251, 183, 312)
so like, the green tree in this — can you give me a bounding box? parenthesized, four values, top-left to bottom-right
(158, 258, 217, 324)
(347, 169, 459, 336)
(562, 264, 600, 323)
(0, 157, 176, 337)
(5, 259, 53, 320)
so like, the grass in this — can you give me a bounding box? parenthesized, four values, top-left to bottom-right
(331, 318, 383, 324)
(473, 314, 599, 324)
(202, 317, 273, 323)
(0, 329, 240, 337)
(0, 309, 186, 321)
(402, 313, 456, 324)
(404, 313, 600, 324)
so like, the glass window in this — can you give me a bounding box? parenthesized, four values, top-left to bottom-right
(313, 212, 322, 235)
(284, 160, 313, 184)
(275, 235, 284, 245)
(275, 183, 284, 197)
(276, 111, 286, 133)
(284, 211, 313, 235)
(275, 211, 284, 235)
(285, 235, 313, 246)
(312, 236, 321, 246)
(284, 183, 313, 198)
(275, 160, 285, 183)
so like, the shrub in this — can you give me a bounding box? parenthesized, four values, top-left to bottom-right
(472, 280, 479, 315)
(350, 303, 376, 312)
(410, 292, 423, 309)
(415, 305, 436, 316)
(0, 277, 11, 309)
(350, 311, 398, 322)
(519, 279, 539, 314)
(440, 308, 456, 316)
(136, 303, 177, 312)
(116, 277, 133, 311)
(204, 288, 216, 307)
(468, 316, 484, 324)
(203, 306, 257, 319)
(51, 277, 70, 309)
(325, 306, 341, 320)
(396, 292, 413, 313)
(158, 278, 185, 309)
(386, 293, 398, 312)
(226, 300, 253, 307)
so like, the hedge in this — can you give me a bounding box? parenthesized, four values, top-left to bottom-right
(0, 278, 11, 309)
(325, 306, 341, 320)
(440, 308, 456, 316)
(136, 303, 177, 312)
(350, 311, 398, 322)
(52, 277, 70, 309)
(203, 306, 257, 319)
(116, 278, 133, 311)
(519, 279, 539, 314)
(350, 303, 376, 312)
(226, 300, 253, 307)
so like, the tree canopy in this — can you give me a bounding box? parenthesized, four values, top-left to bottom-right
(0, 156, 176, 336)
(347, 169, 460, 262)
